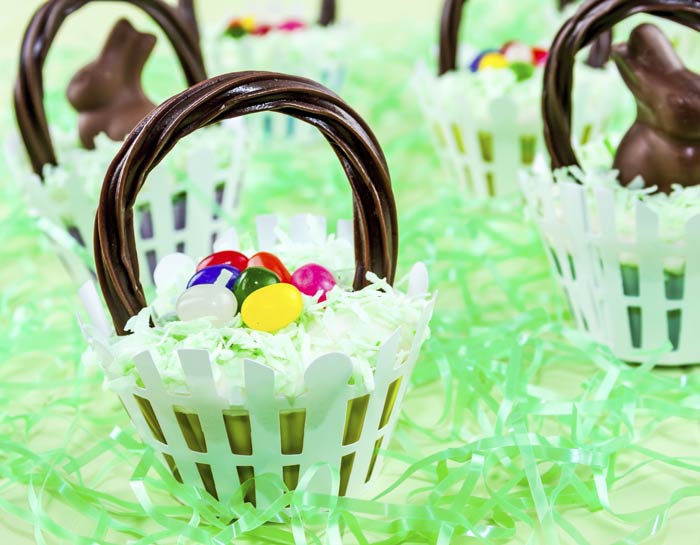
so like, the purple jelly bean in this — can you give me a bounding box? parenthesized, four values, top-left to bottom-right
(187, 264, 241, 291)
(291, 263, 336, 302)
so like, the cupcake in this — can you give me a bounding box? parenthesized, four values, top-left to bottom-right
(414, 0, 624, 197)
(522, 0, 700, 365)
(203, 0, 349, 142)
(8, 0, 250, 288)
(82, 72, 435, 503)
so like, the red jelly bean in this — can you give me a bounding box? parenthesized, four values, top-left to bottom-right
(247, 252, 292, 283)
(197, 251, 249, 273)
(251, 24, 272, 36)
(532, 47, 548, 66)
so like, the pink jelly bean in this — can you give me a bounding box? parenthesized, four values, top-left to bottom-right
(278, 19, 306, 32)
(291, 263, 336, 302)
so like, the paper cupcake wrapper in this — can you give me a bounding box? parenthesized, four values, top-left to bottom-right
(414, 63, 626, 197)
(81, 247, 433, 503)
(6, 120, 251, 289)
(522, 174, 700, 365)
(80, 212, 434, 503)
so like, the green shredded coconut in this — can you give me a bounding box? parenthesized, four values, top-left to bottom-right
(90, 268, 431, 400)
(523, 141, 700, 247)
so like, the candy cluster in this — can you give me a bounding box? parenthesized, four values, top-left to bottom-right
(469, 41, 548, 81)
(174, 250, 337, 332)
(224, 16, 307, 39)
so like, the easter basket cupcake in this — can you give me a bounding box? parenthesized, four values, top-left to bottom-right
(82, 71, 435, 504)
(522, 0, 700, 365)
(414, 0, 623, 197)
(203, 0, 349, 142)
(8, 0, 250, 287)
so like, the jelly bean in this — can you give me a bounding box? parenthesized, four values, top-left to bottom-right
(251, 24, 272, 36)
(225, 20, 246, 38)
(187, 265, 241, 291)
(469, 49, 498, 72)
(509, 61, 535, 82)
(247, 252, 292, 283)
(532, 47, 548, 66)
(502, 41, 533, 64)
(291, 263, 336, 302)
(278, 19, 306, 32)
(153, 253, 195, 291)
(241, 283, 303, 333)
(197, 250, 248, 273)
(478, 52, 509, 70)
(176, 284, 238, 326)
(233, 267, 280, 306)
(240, 16, 257, 32)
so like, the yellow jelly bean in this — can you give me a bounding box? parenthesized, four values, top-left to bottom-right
(479, 52, 509, 70)
(241, 283, 303, 333)
(241, 16, 256, 32)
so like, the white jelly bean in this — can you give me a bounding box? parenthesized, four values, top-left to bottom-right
(176, 284, 238, 326)
(154, 253, 196, 292)
(503, 42, 533, 64)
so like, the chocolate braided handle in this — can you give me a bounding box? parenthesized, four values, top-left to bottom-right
(560, 0, 614, 67)
(543, 0, 700, 170)
(318, 0, 337, 26)
(95, 71, 398, 335)
(438, 0, 466, 75)
(14, 0, 207, 178)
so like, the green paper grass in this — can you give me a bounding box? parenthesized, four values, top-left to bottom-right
(1, 22, 699, 545)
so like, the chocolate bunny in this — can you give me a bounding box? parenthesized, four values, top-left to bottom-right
(67, 19, 157, 149)
(613, 23, 700, 193)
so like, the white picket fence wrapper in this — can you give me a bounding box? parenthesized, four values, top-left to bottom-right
(413, 62, 619, 198)
(81, 213, 435, 504)
(8, 120, 251, 289)
(523, 176, 700, 365)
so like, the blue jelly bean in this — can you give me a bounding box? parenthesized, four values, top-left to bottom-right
(187, 264, 241, 291)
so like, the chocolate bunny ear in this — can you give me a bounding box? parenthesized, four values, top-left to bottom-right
(613, 23, 683, 79)
(101, 18, 137, 55)
(98, 19, 157, 67)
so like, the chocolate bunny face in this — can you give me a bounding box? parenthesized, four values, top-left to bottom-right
(67, 19, 157, 148)
(612, 23, 700, 193)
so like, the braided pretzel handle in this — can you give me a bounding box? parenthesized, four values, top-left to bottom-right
(319, 0, 337, 26)
(438, 0, 465, 75)
(95, 71, 398, 335)
(14, 0, 206, 178)
(438, 0, 613, 75)
(543, 0, 700, 170)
